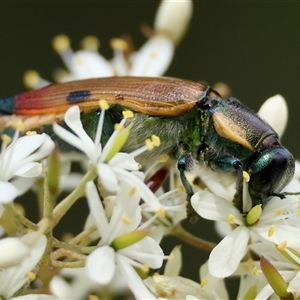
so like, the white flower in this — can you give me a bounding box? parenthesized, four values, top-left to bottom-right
(0, 232, 47, 299)
(0, 133, 54, 205)
(50, 268, 97, 299)
(85, 181, 164, 299)
(191, 187, 299, 278)
(48, 0, 192, 82)
(145, 244, 228, 300)
(145, 245, 183, 293)
(146, 274, 227, 300)
(53, 105, 163, 211)
(154, 0, 193, 45)
(141, 168, 187, 241)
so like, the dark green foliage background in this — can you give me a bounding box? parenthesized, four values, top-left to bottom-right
(1, 0, 299, 295)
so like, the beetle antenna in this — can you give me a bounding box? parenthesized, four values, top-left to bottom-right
(282, 191, 300, 196)
(196, 86, 220, 109)
(270, 192, 286, 199)
(197, 86, 213, 104)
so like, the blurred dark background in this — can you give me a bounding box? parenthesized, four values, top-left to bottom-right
(1, 0, 300, 294)
(1, 1, 299, 153)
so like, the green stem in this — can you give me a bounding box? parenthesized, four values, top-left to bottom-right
(43, 180, 56, 220)
(3, 203, 37, 232)
(51, 248, 86, 261)
(52, 238, 97, 254)
(68, 225, 97, 246)
(171, 223, 216, 252)
(51, 260, 85, 268)
(52, 167, 96, 226)
(35, 177, 45, 219)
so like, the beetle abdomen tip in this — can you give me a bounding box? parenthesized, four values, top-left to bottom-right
(0, 96, 15, 114)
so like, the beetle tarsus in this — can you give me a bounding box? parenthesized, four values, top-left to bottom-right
(270, 192, 286, 199)
(177, 154, 198, 223)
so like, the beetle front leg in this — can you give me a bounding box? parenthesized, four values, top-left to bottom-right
(209, 155, 244, 211)
(177, 154, 199, 223)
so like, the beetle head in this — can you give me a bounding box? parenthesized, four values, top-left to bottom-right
(246, 146, 295, 208)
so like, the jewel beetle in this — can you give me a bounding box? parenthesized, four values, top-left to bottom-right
(0, 76, 295, 212)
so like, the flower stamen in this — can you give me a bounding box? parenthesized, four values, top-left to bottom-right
(268, 224, 275, 237)
(227, 214, 235, 224)
(277, 241, 287, 251)
(200, 277, 209, 288)
(252, 267, 259, 276)
(122, 216, 132, 225)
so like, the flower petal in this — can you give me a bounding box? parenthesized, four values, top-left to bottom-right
(5, 134, 45, 163)
(97, 163, 118, 193)
(164, 246, 182, 276)
(63, 106, 95, 149)
(253, 224, 300, 249)
(147, 274, 208, 299)
(1, 233, 47, 298)
(109, 153, 139, 171)
(14, 162, 42, 177)
(154, 0, 193, 45)
(86, 245, 115, 285)
(69, 50, 114, 79)
(24, 134, 54, 162)
(0, 237, 30, 268)
(209, 226, 249, 278)
(214, 221, 233, 238)
(129, 35, 174, 76)
(113, 168, 162, 210)
(52, 123, 87, 153)
(86, 181, 109, 241)
(53, 107, 96, 161)
(0, 181, 19, 203)
(287, 270, 300, 296)
(258, 94, 288, 138)
(10, 177, 35, 196)
(119, 236, 164, 269)
(191, 189, 243, 224)
(117, 254, 156, 299)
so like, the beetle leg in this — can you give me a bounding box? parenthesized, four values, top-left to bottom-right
(208, 155, 244, 211)
(177, 154, 198, 223)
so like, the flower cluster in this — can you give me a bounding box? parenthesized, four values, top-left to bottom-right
(1, 1, 300, 299)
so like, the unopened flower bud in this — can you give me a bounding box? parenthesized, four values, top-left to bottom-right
(111, 229, 150, 250)
(260, 255, 293, 299)
(246, 205, 262, 225)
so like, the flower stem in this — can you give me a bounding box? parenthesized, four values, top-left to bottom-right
(171, 223, 215, 252)
(51, 260, 85, 268)
(52, 167, 97, 226)
(3, 203, 37, 232)
(52, 237, 97, 254)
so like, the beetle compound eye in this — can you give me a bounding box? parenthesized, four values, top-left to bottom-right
(250, 152, 287, 193)
(248, 147, 295, 196)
